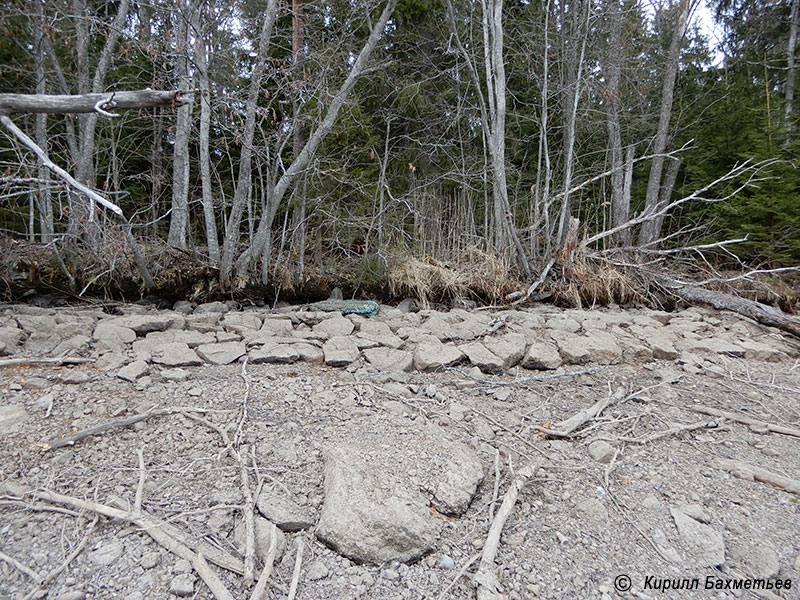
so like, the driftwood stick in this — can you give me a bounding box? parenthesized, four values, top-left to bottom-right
(489, 449, 501, 522)
(193, 553, 236, 600)
(710, 458, 800, 495)
(240, 451, 256, 588)
(0, 357, 93, 368)
(134, 448, 146, 515)
(533, 387, 626, 438)
(38, 407, 215, 450)
(0, 549, 40, 582)
(475, 459, 544, 600)
(690, 405, 800, 438)
(249, 521, 279, 600)
(286, 538, 305, 600)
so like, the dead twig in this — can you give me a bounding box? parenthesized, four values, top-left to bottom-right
(38, 407, 217, 450)
(249, 520, 279, 600)
(0, 357, 93, 368)
(533, 387, 626, 438)
(286, 538, 305, 600)
(710, 458, 800, 495)
(240, 450, 256, 588)
(193, 553, 236, 600)
(475, 458, 544, 600)
(690, 405, 800, 438)
(436, 552, 482, 600)
(134, 448, 146, 515)
(0, 549, 40, 582)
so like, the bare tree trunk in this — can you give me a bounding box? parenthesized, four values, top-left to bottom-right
(193, 2, 219, 264)
(555, 0, 590, 247)
(637, 0, 691, 247)
(235, 0, 400, 282)
(604, 0, 628, 247)
(34, 1, 53, 243)
(219, 0, 279, 286)
(290, 0, 307, 284)
(785, 0, 799, 141)
(649, 155, 682, 245)
(168, 0, 194, 249)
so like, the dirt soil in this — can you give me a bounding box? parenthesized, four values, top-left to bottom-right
(1, 309, 799, 600)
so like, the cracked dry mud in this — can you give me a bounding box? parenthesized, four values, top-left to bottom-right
(0, 300, 799, 600)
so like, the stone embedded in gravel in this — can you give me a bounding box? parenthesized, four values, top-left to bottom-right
(0, 325, 25, 350)
(54, 591, 86, 600)
(363, 347, 414, 372)
(140, 551, 161, 569)
(194, 301, 229, 314)
(316, 445, 439, 564)
(747, 545, 781, 578)
(521, 341, 562, 370)
(258, 317, 295, 337)
(88, 539, 124, 565)
(137, 329, 217, 349)
(168, 573, 195, 597)
(629, 326, 679, 360)
(574, 498, 609, 525)
(652, 528, 682, 563)
(739, 339, 786, 362)
(550, 331, 591, 364)
(117, 360, 149, 382)
(681, 335, 745, 357)
(172, 300, 194, 314)
(678, 503, 711, 524)
(249, 342, 300, 364)
(292, 342, 324, 363)
(458, 341, 505, 374)
(160, 368, 191, 382)
(306, 560, 330, 581)
(413, 337, 465, 371)
(312, 315, 355, 339)
(56, 370, 92, 384)
(0, 405, 28, 434)
(587, 440, 616, 464)
(221, 313, 263, 335)
(93, 321, 136, 348)
(51, 334, 91, 356)
(256, 488, 315, 532)
(195, 341, 246, 365)
(323, 336, 360, 367)
(670, 506, 725, 567)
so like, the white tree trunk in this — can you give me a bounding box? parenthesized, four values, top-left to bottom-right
(168, 0, 194, 249)
(785, 0, 799, 141)
(637, 0, 691, 247)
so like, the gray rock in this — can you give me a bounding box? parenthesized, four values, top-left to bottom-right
(292, 342, 324, 363)
(574, 498, 609, 525)
(413, 337, 465, 371)
(739, 339, 787, 362)
(550, 331, 591, 364)
(137, 329, 217, 348)
(172, 301, 194, 314)
(652, 528, 683, 563)
(0, 404, 28, 434)
(670, 506, 725, 567)
(748, 545, 780, 578)
(111, 312, 185, 335)
(306, 560, 330, 581)
(195, 341, 246, 365)
(89, 540, 124, 565)
(53, 592, 85, 600)
(249, 342, 301, 364)
(51, 334, 91, 356)
(482, 333, 527, 369)
(312, 316, 355, 339)
(117, 360, 149, 382)
(160, 368, 191, 382)
(57, 370, 92, 384)
(222, 312, 263, 334)
(93, 321, 136, 349)
(257, 317, 295, 338)
(587, 440, 616, 464)
(323, 336, 361, 367)
(357, 321, 404, 349)
(194, 301, 229, 314)
(678, 503, 711, 524)
(363, 347, 413, 372)
(521, 341, 562, 370)
(315, 444, 440, 564)
(149, 342, 202, 367)
(629, 326, 679, 360)
(256, 488, 315, 532)
(437, 555, 455, 570)
(140, 551, 161, 569)
(169, 573, 195, 597)
(458, 341, 505, 374)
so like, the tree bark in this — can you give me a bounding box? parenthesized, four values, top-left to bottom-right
(637, 0, 691, 247)
(219, 1, 279, 286)
(604, 0, 628, 247)
(33, 1, 53, 243)
(657, 276, 800, 340)
(0, 90, 189, 115)
(234, 0, 400, 282)
(193, 3, 219, 265)
(168, 0, 194, 249)
(785, 0, 799, 141)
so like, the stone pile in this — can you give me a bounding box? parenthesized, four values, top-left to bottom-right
(0, 300, 795, 385)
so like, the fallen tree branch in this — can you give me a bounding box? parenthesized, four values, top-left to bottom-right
(38, 407, 218, 451)
(249, 521, 279, 600)
(690, 405, 800, 438)
(534, 387, 626, 438)
(710, 458, 800, 495)
(656, 275, 800, 340)
(0, 357, 93, 368)
(0, 89, 191, 115)
(286, 537, 304, 600)
(0, 549, 40, 582)
(475, 459, 544, 600)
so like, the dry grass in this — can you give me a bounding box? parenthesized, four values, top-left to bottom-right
(387, 247, 523, 307)
(551, 251, 645, 308)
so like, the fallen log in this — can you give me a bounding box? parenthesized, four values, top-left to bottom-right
(656, 276, 800, 340)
